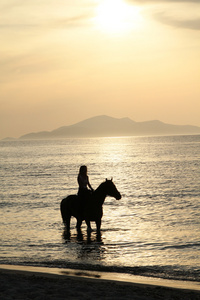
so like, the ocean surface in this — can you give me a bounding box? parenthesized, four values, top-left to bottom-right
(0, 135, 200, 282)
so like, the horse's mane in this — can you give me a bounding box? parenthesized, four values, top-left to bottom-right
(94, 181, 105, 193)
(94, 179, 112, 194)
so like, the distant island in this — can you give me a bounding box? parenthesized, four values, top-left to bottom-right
(3, 115, 200, 140)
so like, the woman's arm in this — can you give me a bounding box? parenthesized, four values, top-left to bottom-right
(87, 177, 93, 191)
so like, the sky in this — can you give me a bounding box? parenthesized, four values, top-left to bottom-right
(0, 0, 200, 139)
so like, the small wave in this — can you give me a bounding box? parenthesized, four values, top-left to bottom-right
(161, 243, 200, 250)
(28, 173, 52, 177)
(106, 242, 135, 248)
(101, 228, 129, 233)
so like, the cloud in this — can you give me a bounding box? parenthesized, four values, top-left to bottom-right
(127, 0, 200, 3)
(154, 12, 200, 30)
(0, 14, 91, 32)
(126, 0, 200, 31)
(49, 14, 92, 29)
(0, 51, 62, 83)
(0, 0, 94, 32)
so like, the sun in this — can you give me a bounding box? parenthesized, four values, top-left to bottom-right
(94, 0, 142, 34)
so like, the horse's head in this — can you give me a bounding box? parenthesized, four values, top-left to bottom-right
(104, 179, 121, 200)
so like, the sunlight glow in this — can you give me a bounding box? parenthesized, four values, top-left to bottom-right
(94, 0, 142, 34)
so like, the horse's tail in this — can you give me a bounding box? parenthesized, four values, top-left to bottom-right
(60, 197, 68, 223)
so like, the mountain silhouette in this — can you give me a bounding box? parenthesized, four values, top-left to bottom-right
(19, 115, 200, 139)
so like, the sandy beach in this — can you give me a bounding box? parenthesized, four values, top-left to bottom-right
(0, 265, 200, 300)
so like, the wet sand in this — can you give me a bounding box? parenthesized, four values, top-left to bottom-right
(0, 265, 200, 300)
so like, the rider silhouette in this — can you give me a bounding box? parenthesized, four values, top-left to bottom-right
(77, 165, 93, 202)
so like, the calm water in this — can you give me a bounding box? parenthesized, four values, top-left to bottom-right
(0, 135, 200, 281)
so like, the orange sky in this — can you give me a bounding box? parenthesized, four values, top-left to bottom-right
(0, 0, 200, 139)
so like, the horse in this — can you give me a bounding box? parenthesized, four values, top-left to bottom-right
(60, 179, 121, 233)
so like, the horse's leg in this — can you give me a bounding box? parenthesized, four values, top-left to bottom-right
(96, 219, 101, 232)
(76, 218, 83, 232)
(85, 219, 92, 232)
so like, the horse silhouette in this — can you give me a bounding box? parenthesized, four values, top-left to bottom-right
(60, 179, 121, 232)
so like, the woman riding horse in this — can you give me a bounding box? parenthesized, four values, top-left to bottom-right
(60, 179, 121, 233)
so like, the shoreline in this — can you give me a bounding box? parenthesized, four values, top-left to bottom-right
(1, 264, 200, 300)
(1, 264, 200, 290)
(1, 264, 200, 291)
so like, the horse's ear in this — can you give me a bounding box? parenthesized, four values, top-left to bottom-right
(106, 178, 113, 181)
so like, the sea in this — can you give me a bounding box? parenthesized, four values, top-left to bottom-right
(0, 135, 200, 282)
